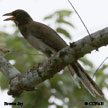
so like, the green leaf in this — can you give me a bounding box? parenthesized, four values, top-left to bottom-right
(56, 18, 74, 27)
(56, 10, 72, 17)
(56, 27, 71, 39)
(44, 10, 72, 21)
(44, 14, 54, 20)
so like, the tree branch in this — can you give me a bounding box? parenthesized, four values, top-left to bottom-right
(0, 51, 20, 80)
(1, 27, 108, 97)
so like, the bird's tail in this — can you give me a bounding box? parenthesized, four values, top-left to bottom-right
(68, 62, 104, 97)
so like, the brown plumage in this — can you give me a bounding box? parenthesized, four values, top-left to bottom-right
(3, 9, 104, 97)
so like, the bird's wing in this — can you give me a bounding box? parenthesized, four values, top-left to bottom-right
(29, 21, 67, 51)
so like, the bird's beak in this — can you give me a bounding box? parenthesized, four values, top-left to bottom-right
(3, 12, 15, 21)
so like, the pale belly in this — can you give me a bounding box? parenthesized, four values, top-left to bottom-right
(26, 35, 56, 54)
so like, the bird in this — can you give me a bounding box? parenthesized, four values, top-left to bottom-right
(3, 9, 103, 97)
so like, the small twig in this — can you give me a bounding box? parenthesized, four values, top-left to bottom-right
(68, 0, 93, 40)
(93, 57, 108, 78)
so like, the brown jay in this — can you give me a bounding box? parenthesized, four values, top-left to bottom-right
(3, 9, 103, 97)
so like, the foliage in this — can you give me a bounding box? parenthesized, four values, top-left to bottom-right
(44, 10, 74, 39)
(0, 9, 108, 108)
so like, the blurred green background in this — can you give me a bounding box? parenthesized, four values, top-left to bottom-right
(0, 9, 108, 108)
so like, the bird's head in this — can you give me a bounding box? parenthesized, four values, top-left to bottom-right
(3, 9, 33, 26)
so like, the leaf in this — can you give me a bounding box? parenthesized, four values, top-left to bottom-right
(56, 10, 72, 17)
(56, 18, 74, 28)
(56, 27, 71, 39)
(44, 14, 54, 20)
(44, 10, 72, 20)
